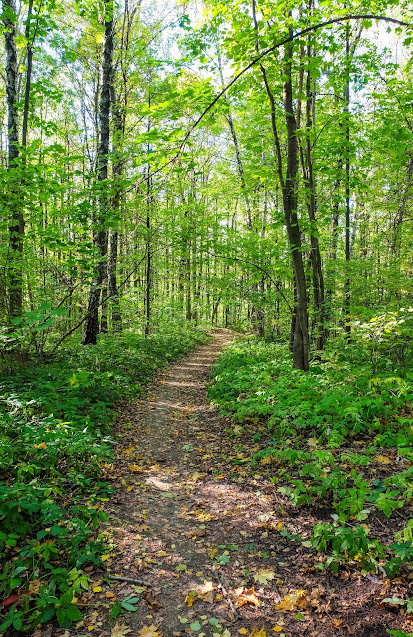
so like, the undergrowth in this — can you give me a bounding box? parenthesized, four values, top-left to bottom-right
(0, 327, 207, 633)
(209, 325, 413, 578)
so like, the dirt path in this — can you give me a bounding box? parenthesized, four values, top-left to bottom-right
(85, 331, 406, 637)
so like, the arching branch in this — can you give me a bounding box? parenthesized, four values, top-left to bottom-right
(136, 13, 411, 186)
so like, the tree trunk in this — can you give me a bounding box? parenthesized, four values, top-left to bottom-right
(4, 0, 23, 324)
(344, 26, 351, 341)
(82, 0, 113, 345)
(252, 1, 309, 369)
(282, 36, 310, 371)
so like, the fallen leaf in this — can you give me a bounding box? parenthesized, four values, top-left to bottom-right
(239, 630, 248, 635)
(197, 581, 215, 603)
(139, 625, 162, 637)
(129, 464, 144, 473)
(143, 590, 162, 611)
(249, 628, 267, 637)
(275, 590, 308, 612)
(253, 569, 275, 585)
(190, 622, 201, 631)
(234, 587, 261, 607)
(111, 623, 132, 637)
(93, 586, 102, 593)
(375, 455, 391, 465)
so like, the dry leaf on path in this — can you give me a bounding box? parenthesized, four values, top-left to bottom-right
(198, 580, 215, 603)
(111, 623, 132, 637)
(275, 589, 308, 611)
(253, 569, 275, 585)
(129, 464, 144, 473)
(143, 589, 162, 611)
(249, 628, 267, 637)
(139, 625, 162, 637)
(234, 586, 261, 607)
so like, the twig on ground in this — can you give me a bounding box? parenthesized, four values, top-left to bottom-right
(210, 567, 241, 620)
(107, 574, 151, 587)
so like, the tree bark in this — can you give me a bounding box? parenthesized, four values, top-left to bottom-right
(4, 0, 23, 324)
(82, 0, 113, 345)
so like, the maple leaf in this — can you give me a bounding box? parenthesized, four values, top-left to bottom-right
(249, 628, 267, 637)
(139, 625, 162, 637)
(197, 580, 215, 603)
(111, 623, 132, 637)
(275, 589, 308, 611)
(253, 569, 275, 585)
(234, 587, 261, 607)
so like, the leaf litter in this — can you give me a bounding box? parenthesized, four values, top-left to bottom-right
(45, 331, 413, 637)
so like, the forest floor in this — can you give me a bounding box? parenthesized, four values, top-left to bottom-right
(49, 330, 412, 637)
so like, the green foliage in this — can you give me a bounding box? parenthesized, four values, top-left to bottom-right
(209, 336, 413, 577)
(0, 327, 206, 632)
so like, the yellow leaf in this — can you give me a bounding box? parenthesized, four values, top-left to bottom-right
(239, 629, 248, 635)
(138, 625, 162, 637)
(93, 586, 102, 593)
(197, 581, 215, 603)
(273, 628, 282, 633)
(375, 455, 391, 465)
(185, 592, 196, 607)
(234, 587, 261, 608)
(249, 628, 266, 637)
(276, 522, 284, 531)
(253, 569, 275, 585)
(129, 464, 143, 473)
(35, 442, 47, 449)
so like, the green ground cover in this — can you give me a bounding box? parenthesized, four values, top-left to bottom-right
(0, 328, 207, 633)
(209, 319, 413, 579)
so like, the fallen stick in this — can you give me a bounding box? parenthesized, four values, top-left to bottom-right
(108, 574, 151, 587)
(211, 568, 241, 620)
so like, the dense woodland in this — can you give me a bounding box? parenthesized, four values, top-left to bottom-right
(0, 0, 413, 634)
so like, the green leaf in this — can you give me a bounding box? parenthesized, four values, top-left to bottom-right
(40, 606, 55, 624)
(66, 605, 82, 621)
(190, 622, 201, 631)
(110, 602, 122, 618)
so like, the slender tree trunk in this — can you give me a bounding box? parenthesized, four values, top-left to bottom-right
(144, 165, 151, 336)
(282, 35, 310, 371)
(108, 92, 123, 332)
(4, 0, 23, 324)
(301, 42, 325, 350)
(251, 1, 309, 368)
(344, 26, 351, 341)
(82, 0, 113, 345)
(144, 99, 152, 336)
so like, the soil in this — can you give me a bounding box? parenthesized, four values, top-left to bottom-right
(47, 330, 413, 637)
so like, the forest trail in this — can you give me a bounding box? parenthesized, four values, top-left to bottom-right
(89, 331, 397, 637)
